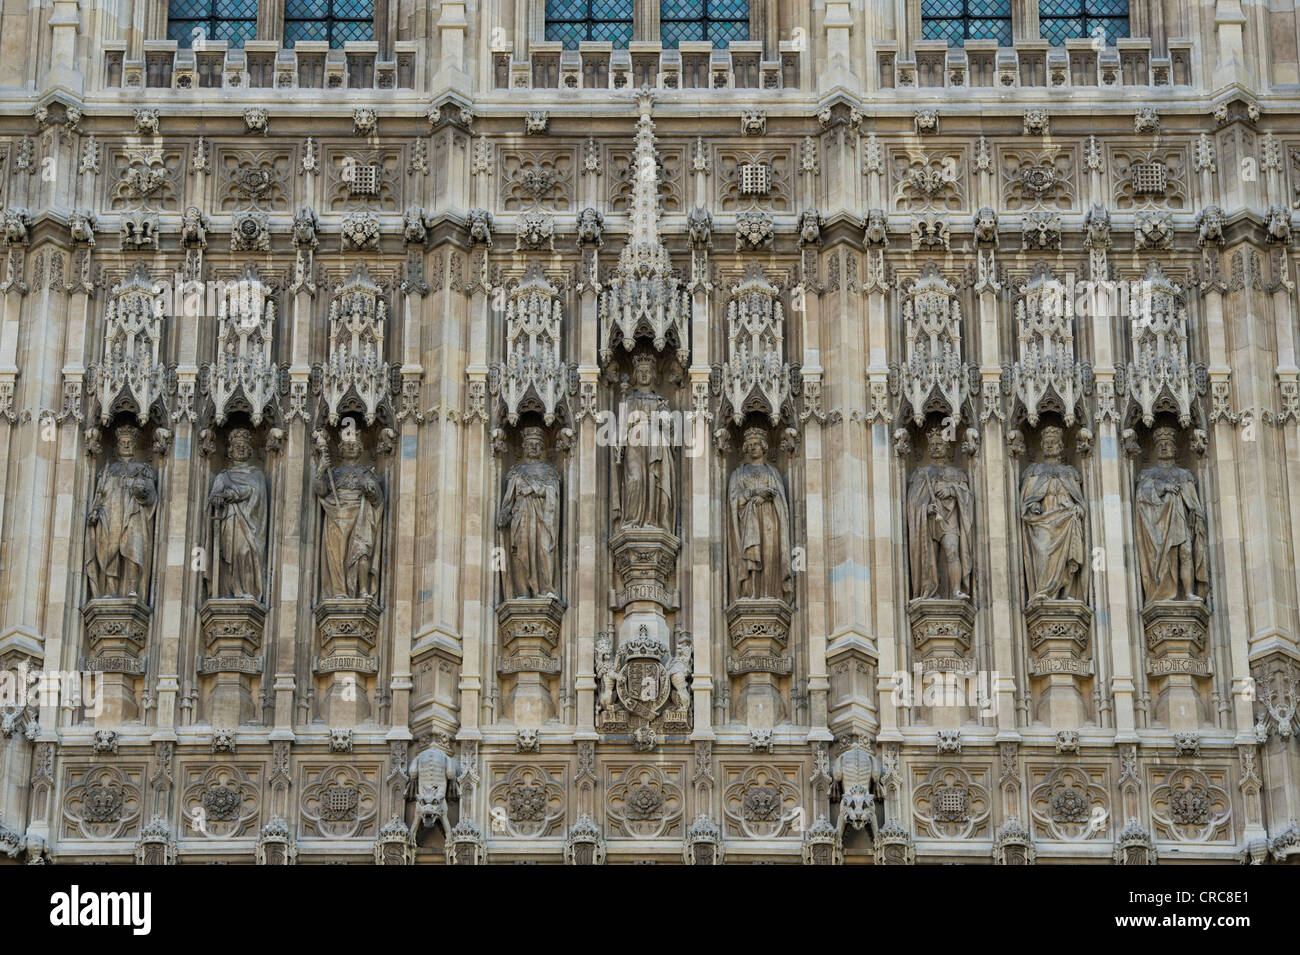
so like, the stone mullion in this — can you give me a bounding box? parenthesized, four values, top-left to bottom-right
(388, 282, 425, 741)
(866, 266, 898, 740)
(573, 280, 599, 740)
(0, 252, 28, 591)
(6, 257, 65, 640)
(1225, 244, 1293, 651)
(1200, 279, 1255, 738)
(688, 268, 715, 739)
(800, 282, 832, 741)
(424, 250, 466, 654)
(458, 278, 491, 742)
(977, 283, 1019, 734)
(1269, 252, 1300, 657)
(1089, 306, 1138, 739)
(271, 286, 317, 738)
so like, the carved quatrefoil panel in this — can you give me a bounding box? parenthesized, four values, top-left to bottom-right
(889, 146, 969, 213)
(722, 763, 801, 838)
(606, 144, 683, 213)
(605, 762, 686, 839)
(180, 763, 262, 838)
(61, 763, 144, 840)
(107, 145, 183, 212)
(1110, 144, 1189, 210)
(911, 764, 991, 840)
(1028, 764, 1111, 841)
(216, 149, 293, 212)
(298, 763, 380, 839)
(325, 146, 403, 212)
(488, 763, 566, 838)
(1149, 766, 1232, 843)
(716, 147, 793, 212)
(998, 145, 1078, 211)
(500, 148, 576, 211)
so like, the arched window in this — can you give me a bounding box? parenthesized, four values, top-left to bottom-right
(1039, 0, 1129, 46)
(167, 0, 257, 47)
(545, 0, 634, 48)
(284, 0, 375, 47)
(660, 0, 749, 48)
(920, 0, 1013, 47)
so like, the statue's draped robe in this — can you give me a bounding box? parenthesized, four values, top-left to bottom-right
(1019, 461, 1086, 601)
(317, 463, 383, 598)
(501, 460, 560, 598)
(85, 459, 157, 598)
(1135, 464, 1209, 602)
(906, 463, 974, 599)
(614, 389, 675, 531)
(726, 461, 792, 601)
(211, 463, 268, 599)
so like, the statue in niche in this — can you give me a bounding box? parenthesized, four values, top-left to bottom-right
(1135, 425, 1209, 603)
(498, 425, 561, 599)
(667, 639, 692, 710)
(314, 420, 384, 600)
(726, 427, 793, 602)
(595, 634, 617, 714)
(906, 427, 974, 600)
(1019, 425, 1086, 602)
(208, 427, 269, 601)
(85, 423, 158, 599)
(612, 352, 676, 533)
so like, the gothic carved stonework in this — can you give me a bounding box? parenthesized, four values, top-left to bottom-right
(894, 265, 972, 429)
(206, 266, 278, 427)
(93, 266, 166, 426)
(719, 265, 790, 426)
(493, 263, 569, 427)
(322, 265, 390, 427)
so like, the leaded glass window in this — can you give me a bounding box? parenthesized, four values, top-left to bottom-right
(545, 0, 634, 48)
(1040, 0, 1130, 46)
(167, 0, 257, 47)
(661, 0, 749, 49)
(920, 0, 1013, 47)
(284, 0, 375, 48)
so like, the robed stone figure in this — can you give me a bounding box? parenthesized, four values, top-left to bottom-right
(726, 427, 793, 602)
(85, 424, 158, 599)
(1020, 425, 1086, 602)
(209, 427, 268, 600)
(314, 422, 384, 599)
(499, 426, 561, 599)
(1135, 425, 1209, 603)
(612, 353, 676, 532)
(906, 428, 974, 600)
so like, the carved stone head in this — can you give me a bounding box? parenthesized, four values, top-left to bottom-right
(338, 420, 363, 460)
(1040, 424, 1064, 462)
(925, 426, 952, 462)
(228, 427, 253, 463)
(742, 426, 769, 461)
(1152, 425, 1178, 463)
(632, 353, 657, 388)
(521, 426, 545, 461)
(114, 423, 140, 460)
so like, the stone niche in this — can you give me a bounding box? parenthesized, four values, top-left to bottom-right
(310, 418, 393, 726)
(198, 421, 276, 726)
(1012, 418, 1095, 730)
(719, 418, 797, 730)
(1128, 418, 1212, 732)
(493, 419, 568, 728)
(80, 416, 167, 725)
(897, 416, 979, 730)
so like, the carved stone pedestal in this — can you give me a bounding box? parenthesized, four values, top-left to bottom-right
(1026, 598, 1092, 729)
(82, 597, 150, 724)
(907, 598, 976, 730)
(313, 597, 381, 725)
(610, 526, 680, 647)
(496, 596, 564, 728)
(198, 598, 266, 726)
(726, 598, 792, 729)
(1143, 599, 1211, 732)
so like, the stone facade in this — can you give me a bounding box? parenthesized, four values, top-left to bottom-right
(0, 0, 1299, 865)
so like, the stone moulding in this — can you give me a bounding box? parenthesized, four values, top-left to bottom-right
(907, 597, 975, 666)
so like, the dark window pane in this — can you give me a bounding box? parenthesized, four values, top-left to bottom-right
(1038, 0, 1130, 43)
